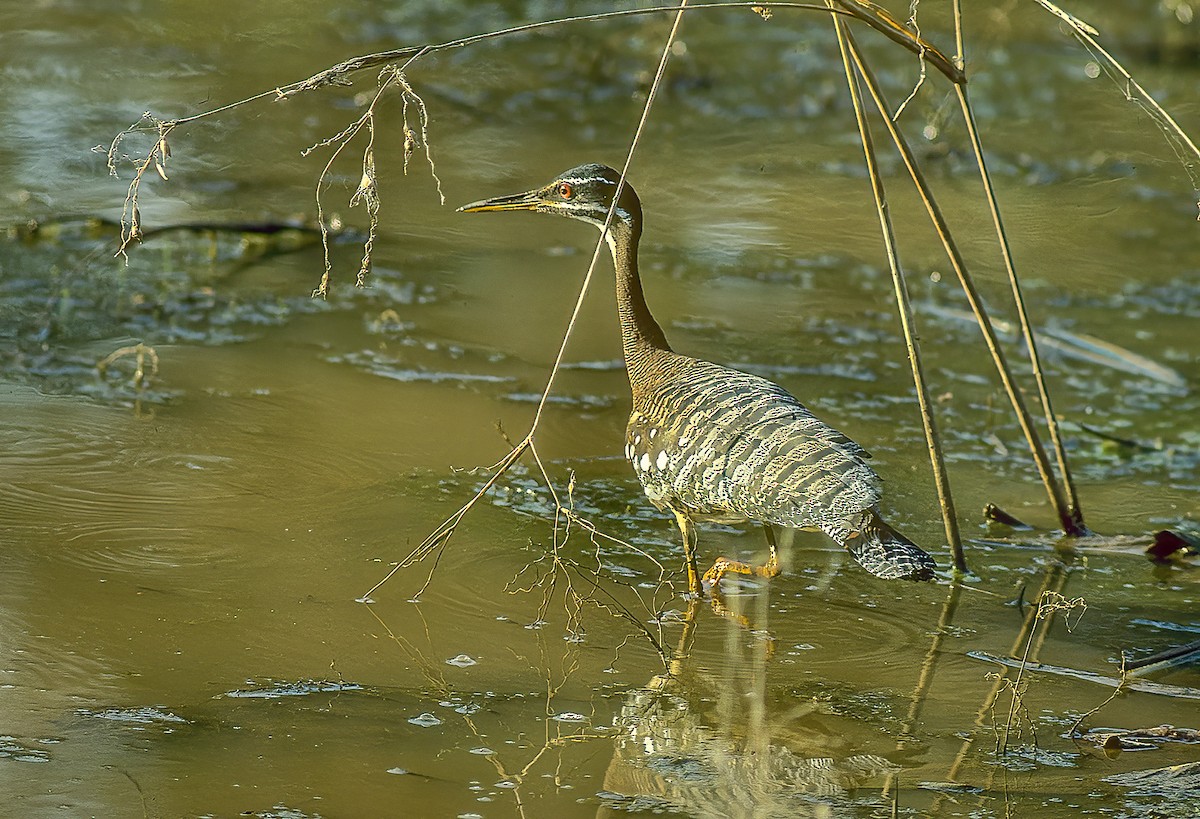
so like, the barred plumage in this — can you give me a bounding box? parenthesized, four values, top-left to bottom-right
(460, 163, 936, 594)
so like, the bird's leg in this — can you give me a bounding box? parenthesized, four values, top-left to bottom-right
(701, 524, 782, 589)
(760, 524, 781, 577)
(672, 510, 703, 597)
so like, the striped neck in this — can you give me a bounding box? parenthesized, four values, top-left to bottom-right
(604, 219, 672, 380)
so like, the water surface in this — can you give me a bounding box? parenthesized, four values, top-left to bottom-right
(1, 2, 1197, 817)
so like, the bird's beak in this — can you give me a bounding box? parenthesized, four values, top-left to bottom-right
(457, 189, 542, 214)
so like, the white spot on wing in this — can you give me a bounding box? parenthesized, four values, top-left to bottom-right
(639, 453, 650, 472)
(656, 450, 669, 470)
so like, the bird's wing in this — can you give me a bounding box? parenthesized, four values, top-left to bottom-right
(642, 360, 882, 528)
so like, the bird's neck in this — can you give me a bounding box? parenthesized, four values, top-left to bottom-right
(605, 222, 674, 389)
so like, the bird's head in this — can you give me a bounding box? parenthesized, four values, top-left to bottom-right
(458, 163, 642, 235)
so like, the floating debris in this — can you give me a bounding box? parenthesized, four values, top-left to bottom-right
(445, 654, 478, 668)
(983, 503, 1033, 530)
(77, 706, 188, 726)
(551, 712, 588, 723)
(223, 680, 363, 699)
(922, 303, 1188, 391)
(1079, 725, 1200, 753)
(1104, 761, 1200, 799)
(0, 736, 51, 763)
(1147, 529, 1198, 562)
(968, 651, 1200, 699)
(408, 712, 443, 727)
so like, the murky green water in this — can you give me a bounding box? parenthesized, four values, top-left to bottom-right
(2, 3, 1197, 817)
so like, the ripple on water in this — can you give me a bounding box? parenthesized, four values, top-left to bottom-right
(0, 387, 240, 575)
(767, 588, 938, 667)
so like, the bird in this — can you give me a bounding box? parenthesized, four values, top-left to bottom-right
(459, 163, 936, 595)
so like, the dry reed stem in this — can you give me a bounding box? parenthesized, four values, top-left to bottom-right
(830, 2, 965, 572)
(954, 84, 1086, 533)
(842, 27, 1083, 536)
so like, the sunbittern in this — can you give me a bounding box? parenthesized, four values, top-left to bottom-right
(460, 164, 936, 595)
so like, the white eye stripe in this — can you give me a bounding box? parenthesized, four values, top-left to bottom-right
(560, 175, 618, 187)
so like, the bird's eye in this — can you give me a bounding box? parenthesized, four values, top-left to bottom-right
(557, 182, 573, 199)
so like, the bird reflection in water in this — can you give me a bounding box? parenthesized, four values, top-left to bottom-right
(598, 594, 905, 818)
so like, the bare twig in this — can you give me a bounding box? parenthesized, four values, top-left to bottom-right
(998, 591, 1086, 754)
(1066, 654, 1129, 753)
(1032, 0, 1200, 196)
(103, 2, 959, 281)
(889, 0, 929, 121)
(306, 65, 441, 296)
(97, 342, 160, 388)
(103, 117, 175, 258)
(362, 0, 694, 600)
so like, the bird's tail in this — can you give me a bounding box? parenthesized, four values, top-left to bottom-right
(842, 511, 936, 581)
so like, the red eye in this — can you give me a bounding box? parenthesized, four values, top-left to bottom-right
(557, 182, 573, 199)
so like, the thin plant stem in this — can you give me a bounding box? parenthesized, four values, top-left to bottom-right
(954, 83, 1086, 533)
(952, 0, 964, 72)
(830, 5, 965, 571)
(1032, 0, 1200, 191)
(361, 1, 693, 599)
(842, 28, 1082, 535)
(529, 0, 691, 437)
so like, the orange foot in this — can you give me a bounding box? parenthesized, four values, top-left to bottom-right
(701, 556, 735, 589)
(702, 554, 780, 589)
